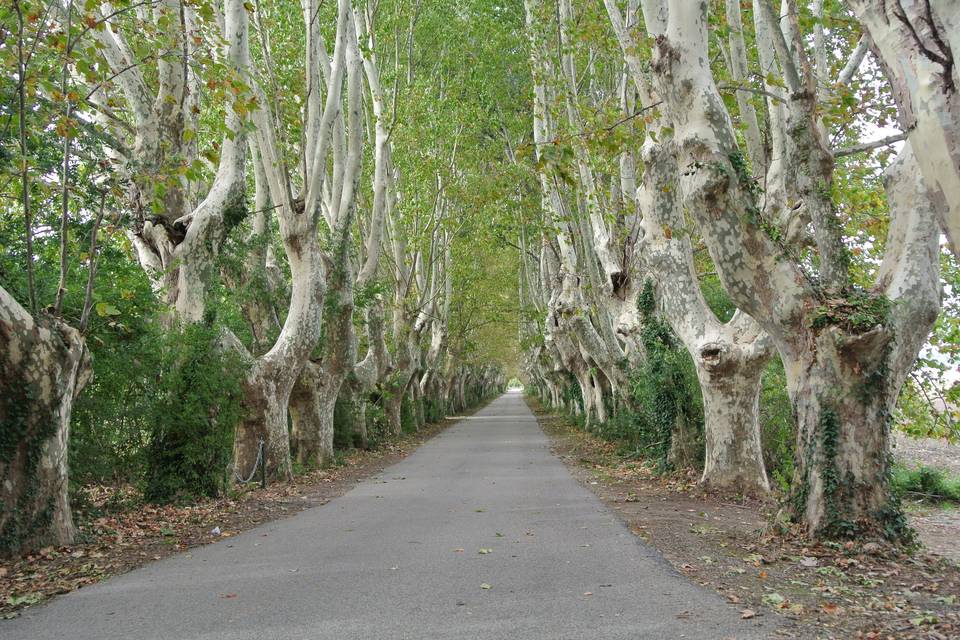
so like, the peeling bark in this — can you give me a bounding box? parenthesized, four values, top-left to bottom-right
(647, 2, 941, 536)
(849, 0, 960, 257)
(1, 287, 90, 555)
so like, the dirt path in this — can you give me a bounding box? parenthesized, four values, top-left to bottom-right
(531, 399, 960, 640)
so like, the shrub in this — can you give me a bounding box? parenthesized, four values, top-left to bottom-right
(333, 396, 357, 450)
(891, 464, 960, 503)
(759, 358, 796, 492)
(364, 394, 390, 448)
(142, 324, 247, 504)
(424, 396, 446, 423)
(592, 281, 704, 471)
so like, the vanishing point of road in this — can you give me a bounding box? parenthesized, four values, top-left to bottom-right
(3, 391, 770, 639)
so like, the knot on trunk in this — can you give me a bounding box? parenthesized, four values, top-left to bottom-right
(698, 342, 729, 374)
(610, 271, 628, 298)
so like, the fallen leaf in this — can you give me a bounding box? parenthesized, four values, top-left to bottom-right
(480, 583, 492, 590)
(478, 548, 493, 554)
(741, 609, 756, 619)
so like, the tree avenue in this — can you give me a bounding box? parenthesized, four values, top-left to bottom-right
(0, 0, 958, 559)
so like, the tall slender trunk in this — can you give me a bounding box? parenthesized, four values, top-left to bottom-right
(385, 390, 403, 436)
(410, 382, 425, 430)
(292, 265, 356, 463)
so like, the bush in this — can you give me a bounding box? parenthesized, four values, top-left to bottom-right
(333, 396, 357, 450)
(592, 281, 704, 471)
(71, 327, 162, 484)
(142, 324, 247, 504)
(891, 464, 960, 503)
(424, 396, 446, 423)
(364, 394, 390, 448)
(759, 358, 796, 492)
(69, 244, 164, 486)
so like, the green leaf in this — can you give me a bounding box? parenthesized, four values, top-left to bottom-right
(95, 302, 121, 317)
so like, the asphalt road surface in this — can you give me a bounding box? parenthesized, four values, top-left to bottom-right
(3, 390, 772, 639)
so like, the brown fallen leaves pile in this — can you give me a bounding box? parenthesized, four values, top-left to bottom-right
(0, 421, 451, 619)
(531, 399, 960, 640)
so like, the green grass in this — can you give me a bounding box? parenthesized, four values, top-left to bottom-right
(891, 464, 960, 503)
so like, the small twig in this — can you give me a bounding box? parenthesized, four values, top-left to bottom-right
(535, 101, 663, 147)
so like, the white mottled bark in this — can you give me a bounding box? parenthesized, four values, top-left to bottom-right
(0, 287, 90, 555)
(93, 0, 248, 324)
(636, 138, 772, 492)
(849, 0, 960, 257)
(651, 2, 942, 535)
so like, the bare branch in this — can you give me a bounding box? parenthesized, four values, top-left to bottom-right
(833, 132, 907, 158)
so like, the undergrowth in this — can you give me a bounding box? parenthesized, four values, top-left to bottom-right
(892, 464, 960, 504)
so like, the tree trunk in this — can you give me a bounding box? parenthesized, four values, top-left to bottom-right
(1, 288, 90, 555)
(233, 361, 293, 482)
(784, 332, 898, 537)
(410, 383, 425, 430)
(354, 392, 369, 449)
(290, 260, 355, 465)
(634, 135, 772, 492)
(697, 345, 769, 493)
(289, 361, 323, 467)
(316, 388, 337, 464)
(385, 390, 403, 436)
(232, 222, 326, 482)
(642, 4, 942, 538)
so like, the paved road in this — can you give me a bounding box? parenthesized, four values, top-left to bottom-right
(3, 391, 771, 639)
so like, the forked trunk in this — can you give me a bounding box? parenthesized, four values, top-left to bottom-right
(232, 224, 326, 482)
